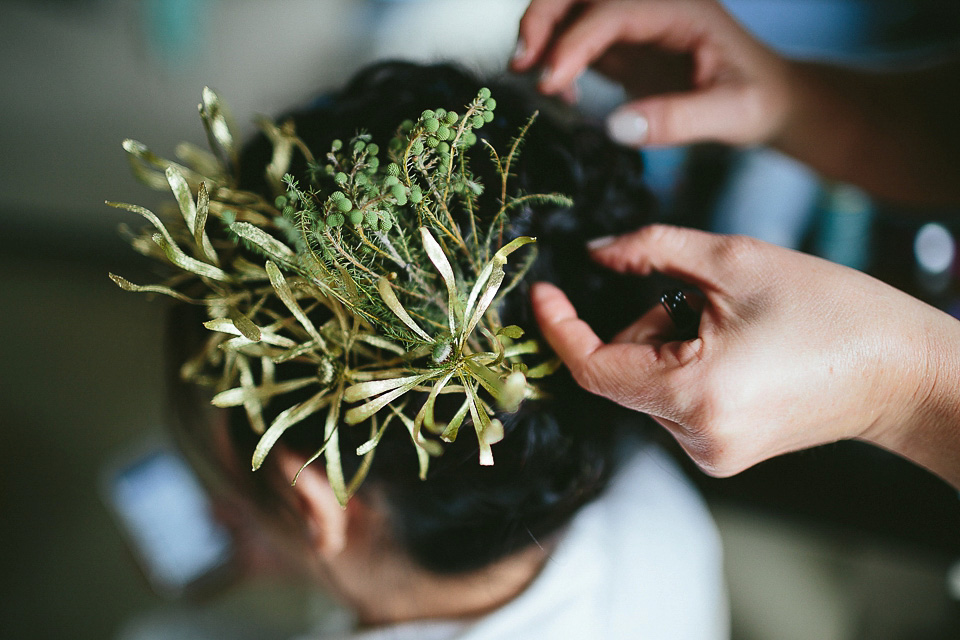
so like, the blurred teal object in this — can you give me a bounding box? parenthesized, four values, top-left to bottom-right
(813, 184, 874, 271)
(143, 0, 210, 70)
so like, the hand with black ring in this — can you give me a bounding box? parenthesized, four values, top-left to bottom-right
(531, 225, 960, 488)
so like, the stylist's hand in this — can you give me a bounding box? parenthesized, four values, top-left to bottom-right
(513, 0, 791, 147)
(532, 225, 960, 486)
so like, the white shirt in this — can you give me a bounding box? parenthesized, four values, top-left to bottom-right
(312, 443, 729, 640)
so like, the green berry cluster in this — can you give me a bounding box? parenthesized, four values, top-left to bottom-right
(272, 87, 499, 269)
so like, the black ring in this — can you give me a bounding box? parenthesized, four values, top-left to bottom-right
(659, 289, 699, 333)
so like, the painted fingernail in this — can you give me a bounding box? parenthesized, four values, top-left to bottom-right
(606, 109, 649, 146)
(587, 235, 616, 250)
(512, 37, 527, 65)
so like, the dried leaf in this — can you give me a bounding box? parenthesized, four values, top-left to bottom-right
(230, 222, 297, 264)
(497, 325, 524, 339)
(106, 201, 177, 248)
(227, 308, 261, 342)
(414, 370, 456, 440)
(251, 390, 332, 470)
(203, 318, 296, 348)
(236, 355, 265, 434)
(526, 357, 562, 379)
(461, 236, 536, 346)
(194, 181, 219, 265)
(420, 227, 461, 334)
(389, 406, 437, 480)
(199, 86, 237, 169)
(108, 273, 203, 304)
(343, 372, 433, 425)
(211, 376, 317, 408)
(377, 276, 431, 341)
(465, 383, 495, 466)
(265, 261, 326, 349)
(499, 370, 526, 412)
(440, 392, 471, 442)
(344, 374, 426, 403)
(152, 233, 231, 281)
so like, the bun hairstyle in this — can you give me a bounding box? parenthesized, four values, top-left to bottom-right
(177, 62, 658, 575)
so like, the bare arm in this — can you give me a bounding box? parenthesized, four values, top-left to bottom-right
(515, 0, 960, 205)
(532, 225, 960, 488)
(777, 60, 960, 205)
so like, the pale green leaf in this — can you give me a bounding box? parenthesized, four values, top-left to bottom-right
(343, 374, 425, 403)
(265, 261, 326, 349)
(251, 390, 332, 470)
(230, 222, 296, 264)
(322, 391, 348, 505)
(497, 325, 524, 339)
(440, 392, 471, 443)
(106, 201, 177, 248)
(199, 86, 237, 168)
(526, 357, 562, 379)
(203, 318, 296, 348)
(499, 370, 526, 412)
(419, 227, 461, 334)
(227, 308, 261, 342)
(389, 406, 437, 480)
(414, 370, 456, 440)
(460, 236, 535, 346)
(343, 372, 433, 425)
(166, 166, 197, 234)
(194, 181, 219, 265)
(377, 276, 431, 341)
(355, 334, 406, 355)
(236, 355, 265, 435)
(465, 383, 495, 466)
(152, 233, 232, 281)
(108, 273, 203, 304)
(211, 376, 317, 408)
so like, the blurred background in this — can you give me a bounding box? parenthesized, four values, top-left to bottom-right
(2, 1, 960, 638)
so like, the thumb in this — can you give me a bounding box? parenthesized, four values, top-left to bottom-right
(606, 85, 768, 147)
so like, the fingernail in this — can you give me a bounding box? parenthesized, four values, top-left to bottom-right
(606, 109, 649, 146)
(538, 66, 554, 90)
(587, 235, 616, 250)
(512, 37, 527, 65)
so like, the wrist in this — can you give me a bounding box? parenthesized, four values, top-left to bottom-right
(861, 306, 960, 488)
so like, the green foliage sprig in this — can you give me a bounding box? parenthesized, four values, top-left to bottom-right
(110, 86, 569, 505)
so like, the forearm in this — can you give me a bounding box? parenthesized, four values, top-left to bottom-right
(774, 59, 960, 206)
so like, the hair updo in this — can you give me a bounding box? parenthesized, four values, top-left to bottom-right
(176, 61, 658, 575)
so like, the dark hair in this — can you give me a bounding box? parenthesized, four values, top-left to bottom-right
(178, 61, 658, 575)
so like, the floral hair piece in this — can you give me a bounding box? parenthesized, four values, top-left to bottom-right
(109, 87, 569, 505)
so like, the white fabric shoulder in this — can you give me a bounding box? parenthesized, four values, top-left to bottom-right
(312, 444, 728, 640)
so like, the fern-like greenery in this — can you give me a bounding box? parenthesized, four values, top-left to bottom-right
(110, 86, 569, 505)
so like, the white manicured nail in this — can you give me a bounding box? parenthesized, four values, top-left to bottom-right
(512, 37, 527, 64)
(538, 66, 554, 88)
(587, 235, 616, 250)
(606, 109, 649, 146)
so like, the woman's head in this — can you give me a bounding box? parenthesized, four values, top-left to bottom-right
(171, 61, 657, 582)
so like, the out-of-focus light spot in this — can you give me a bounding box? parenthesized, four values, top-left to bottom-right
(914, 222, 955, 275)
(948, 557, 960, 600)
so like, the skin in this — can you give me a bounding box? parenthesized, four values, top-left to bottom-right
(513, 0, 960, 205)
(511, 0, 960, 487)
(531, 226, 960, 489)
(213, 440, 550, 627)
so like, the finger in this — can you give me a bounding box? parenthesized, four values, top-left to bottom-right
(531, 281, 674, 411)
(530, 280, 605, 366)
(589, 224, 754, 296)
(513, 0, 585, 71)
(539, 0, 707, 94)
(612, 300, 674, 345)
(607, 85, 771, 147)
